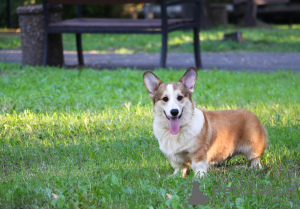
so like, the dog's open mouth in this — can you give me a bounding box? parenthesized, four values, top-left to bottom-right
(164, 109, 183, 135)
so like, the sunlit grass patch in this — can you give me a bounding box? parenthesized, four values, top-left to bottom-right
(1, 25, 300, 52)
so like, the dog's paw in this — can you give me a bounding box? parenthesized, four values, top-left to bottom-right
(249, 164, 262, 170)
(194, 171, 206, 178)
(250, 159, 262, 169)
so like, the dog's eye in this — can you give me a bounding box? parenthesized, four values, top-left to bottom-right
(177, 96, 183, 101)
(162, 97, 168, 102)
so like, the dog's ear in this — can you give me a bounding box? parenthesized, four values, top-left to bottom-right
(179, 67, 198, 93)
(143, 71, 163, 98)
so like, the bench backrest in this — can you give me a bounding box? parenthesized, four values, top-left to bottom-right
(47, 0, 157, 4)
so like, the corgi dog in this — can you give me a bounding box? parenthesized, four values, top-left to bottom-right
(143, 67, 267, 178)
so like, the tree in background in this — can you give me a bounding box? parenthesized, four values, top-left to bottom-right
(1, 0, 42, 28)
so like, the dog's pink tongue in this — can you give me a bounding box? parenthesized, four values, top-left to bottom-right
(169, 117, 180, 135)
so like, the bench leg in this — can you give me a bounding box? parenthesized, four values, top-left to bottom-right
(76, 33, 84, 66)
(193, 28, 202, 69)
(244, 0, 257, 27)
(160, 31, 168, 68)
(43, 33, 49, 67)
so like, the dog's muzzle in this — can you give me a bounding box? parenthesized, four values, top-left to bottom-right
(164, 108, 183, 120)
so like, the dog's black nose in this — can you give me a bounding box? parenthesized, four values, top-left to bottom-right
(170, 109, 179, 116)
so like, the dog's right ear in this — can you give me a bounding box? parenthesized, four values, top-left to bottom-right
(179, 67, 198, 93)
(143, 71, 163, 99)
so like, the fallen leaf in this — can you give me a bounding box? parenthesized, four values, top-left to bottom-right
(52, 193, 58, 200)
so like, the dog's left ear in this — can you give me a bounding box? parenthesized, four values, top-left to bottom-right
(179, 67, 198, 93)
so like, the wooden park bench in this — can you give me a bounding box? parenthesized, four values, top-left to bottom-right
(233, 0, 299, 26)
(42, 0, 203, 68)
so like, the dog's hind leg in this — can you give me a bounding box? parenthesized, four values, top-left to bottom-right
(241, 144, 264, 169)
(239, 146, 263, 169)
(245, 140, 266, 170)
(238, 133, 267, 170)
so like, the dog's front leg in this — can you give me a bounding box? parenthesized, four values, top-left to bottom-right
(170, 161, 188, 177)
(191, 161, 208, 178)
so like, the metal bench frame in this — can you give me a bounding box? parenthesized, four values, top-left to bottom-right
(42, 0, 203, 68)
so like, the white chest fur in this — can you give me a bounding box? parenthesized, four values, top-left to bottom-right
(153, 108, 205, 163)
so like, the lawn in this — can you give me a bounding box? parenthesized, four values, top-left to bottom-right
(0, 62, 299, 208)
(1, 25, 300, 53)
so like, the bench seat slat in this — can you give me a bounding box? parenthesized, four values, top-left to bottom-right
(49, 18, 194, 29)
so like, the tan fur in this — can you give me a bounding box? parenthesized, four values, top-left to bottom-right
(193, 110, 267, 164)
(143, 67, 268, 178)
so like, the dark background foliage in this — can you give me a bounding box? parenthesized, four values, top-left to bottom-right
(1, 0, 299, 28)
(0, 0, 132, 28)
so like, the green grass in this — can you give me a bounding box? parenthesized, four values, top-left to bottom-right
(0, 32, 20, 50)
(1, 25, 300, 53)
(0, 62, 300, 208)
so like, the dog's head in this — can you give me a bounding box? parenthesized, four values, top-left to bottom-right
(143, 67, 198, 135)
